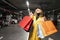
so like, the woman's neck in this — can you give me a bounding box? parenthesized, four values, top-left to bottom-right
(36, 13, 40, 19)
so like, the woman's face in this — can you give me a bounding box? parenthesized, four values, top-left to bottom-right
(35, 8, 42, 13)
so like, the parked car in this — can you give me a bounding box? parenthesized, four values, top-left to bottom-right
(11, 19, 18, 24)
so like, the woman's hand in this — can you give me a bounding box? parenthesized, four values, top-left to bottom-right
(29, 12, 33, 16)
(42, 16, 47, 21)
(29, 12, 33, 18)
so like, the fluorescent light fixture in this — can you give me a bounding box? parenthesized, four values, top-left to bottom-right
(28, 8, 30, 11)
(28, 8, 30, 13)
(26, 1, 29, 7)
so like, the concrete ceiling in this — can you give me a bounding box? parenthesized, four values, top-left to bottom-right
(0, 0, 60, 11)
(0, 0, 17, 12)
(7, 0, 57, 10)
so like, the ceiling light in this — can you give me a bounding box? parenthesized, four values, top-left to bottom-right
(26, 1, 29, 7)
(28, 8, 30, 13)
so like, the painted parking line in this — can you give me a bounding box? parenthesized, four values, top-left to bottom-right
(0, 36, 3, 40)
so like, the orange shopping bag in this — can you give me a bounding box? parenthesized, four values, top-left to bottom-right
(39, 20, 57, 37)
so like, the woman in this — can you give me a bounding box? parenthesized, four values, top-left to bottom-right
(28, 8, 46, 40)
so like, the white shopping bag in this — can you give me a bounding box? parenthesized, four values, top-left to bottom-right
(37, 24, 44, 38)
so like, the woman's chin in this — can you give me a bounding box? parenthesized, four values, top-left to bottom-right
(36, 12, 40, 13)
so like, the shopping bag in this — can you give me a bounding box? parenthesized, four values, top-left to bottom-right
(18, 16, 33, 31)
(24, 20, 33, 32)
(45, 20, 57, 36)
(39, 20, 57, 37)
(37, 24, 44, 38)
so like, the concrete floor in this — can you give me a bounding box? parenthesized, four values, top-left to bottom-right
(0, 24, 29, 40)
(0, 24, 60, 40)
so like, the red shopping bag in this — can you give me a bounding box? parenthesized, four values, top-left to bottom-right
(24, 20, 32, 31)
(18, 16, 32, 31)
